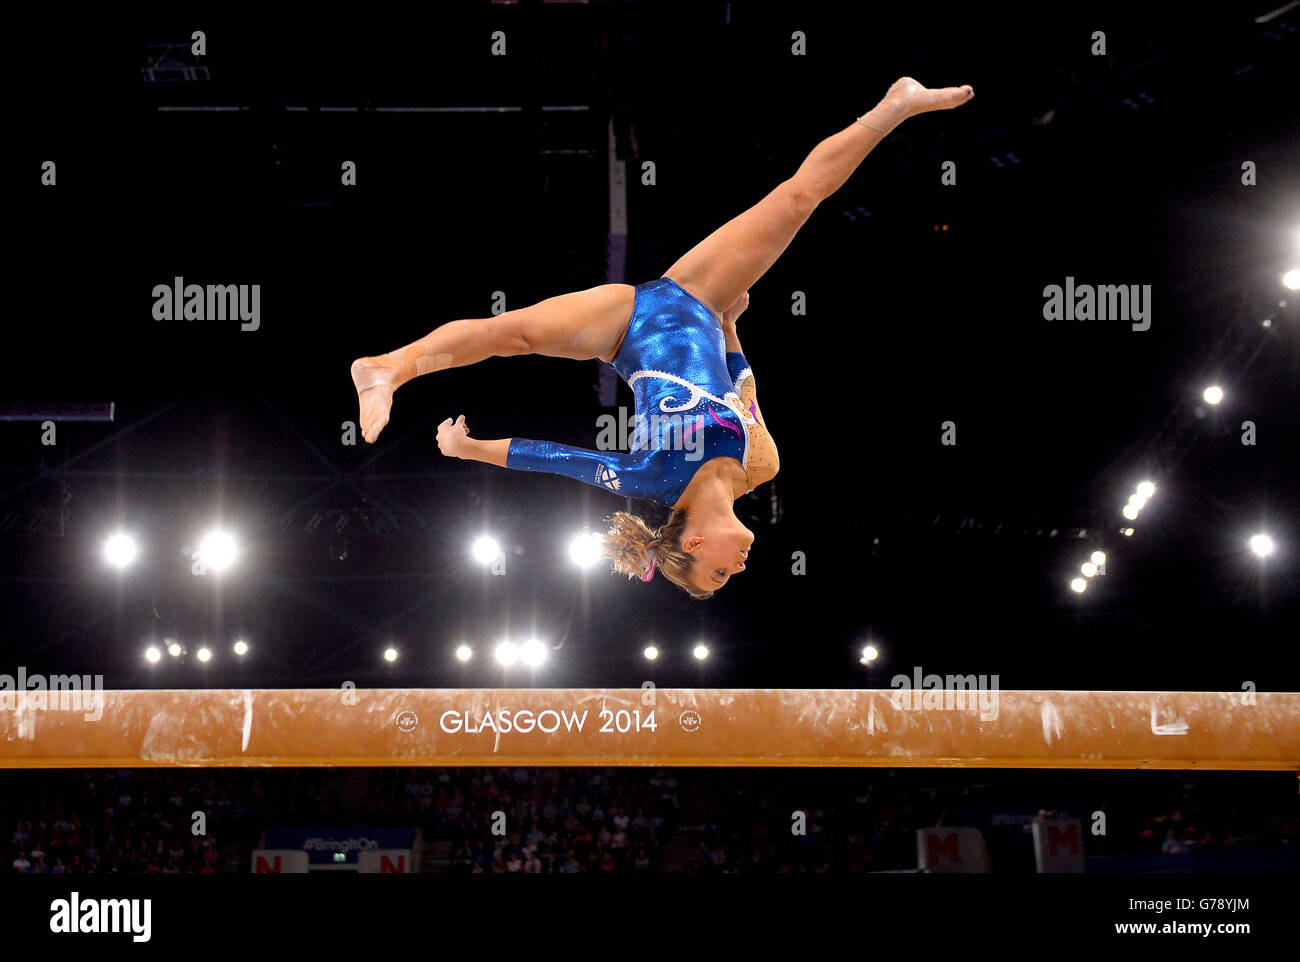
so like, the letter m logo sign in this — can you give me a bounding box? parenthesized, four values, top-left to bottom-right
(927, 832, 962, 865)
(1047, 822, 1081, 856)
(917, 827, 990, 872)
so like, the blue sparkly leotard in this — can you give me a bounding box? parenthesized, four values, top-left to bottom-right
(505, 278, 757, 507)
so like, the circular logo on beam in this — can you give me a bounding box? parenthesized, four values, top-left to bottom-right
(395, 710, 419, 733)
(678, 710, 701, 733)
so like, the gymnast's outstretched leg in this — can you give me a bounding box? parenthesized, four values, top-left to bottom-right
(351, 78, 972, 444)
(663, 77, 973, 317)
(351, 282, 635, 443)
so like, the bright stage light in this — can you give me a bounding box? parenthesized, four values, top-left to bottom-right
(644, 646, 659, 660)
(383, 647, 398, 663)
(1202, 385, 1223, 405)
(1249, 533, 1275, 558)
(1081, 562, 1098, 578)
(693, 644, 709, 661)
(1122, 503, 1140, 520)
(166, 641, 183, 658)
(520, 639, 547, 667)
(860, 645, 879, 664)
(568, 532, 603, 567)
(471, 535, 502, 564)
(1136, 481, 1156, 499)
(1070, 578, 1087, 593)
(145, 647, 161, 664)
(1121, 528, 1134, 537)
(1283, 268, 1300, 290)
(1090, 551, 1106, 565)
(495, 641, 518, 666)
(196, 647, 212, 663)
(233, 640, 249, 656)
(455, 645, 473, 662)
(103, 532, 138, 569)
(198, 530, 237, 572)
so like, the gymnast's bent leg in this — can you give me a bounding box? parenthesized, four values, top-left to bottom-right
(663, 77, 973, 319)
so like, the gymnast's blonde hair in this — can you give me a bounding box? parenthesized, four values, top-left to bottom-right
(600, 509, 713, 601)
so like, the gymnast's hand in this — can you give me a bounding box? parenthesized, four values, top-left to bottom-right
(721, 291, 748, 353)
(436, 415, 472, 459)
(722, 290, 749, 328)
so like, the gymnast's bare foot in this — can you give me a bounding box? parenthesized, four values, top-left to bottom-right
(350, 356, 401, 443)
(892, 76, 973, 116)
(865, 77, 974, 131)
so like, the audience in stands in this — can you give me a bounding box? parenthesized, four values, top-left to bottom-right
(3, 768, 1292, 873)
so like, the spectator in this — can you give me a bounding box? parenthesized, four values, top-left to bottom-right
(1162, 828, 1187, 855)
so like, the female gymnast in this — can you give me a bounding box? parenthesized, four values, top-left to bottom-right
(351, 78, 974, 599)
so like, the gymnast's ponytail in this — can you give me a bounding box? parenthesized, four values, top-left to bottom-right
(600, 509, 713, 601)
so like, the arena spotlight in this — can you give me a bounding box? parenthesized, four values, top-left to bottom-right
(197, 530, 237, 573)
(471, 535, 502, 565)
(860, 644, 879, 665)
(568, 531, 603, 568)
(383, 647, 398, 663)
(455, 644, 473, 662)
(1249, 533, 1275, 558)
(1122, 503, 1140, 521)
(693, 644, 710, 661)
(145, 646, 162, 664)
(196, 647, 212, 663)
(644, 645, 659, 660)
(1091, 550, 1107, 566)
(166, 641, 183, 658)
(1282, 268, 1300, 290)
(519, 639, 547, 667)
(233, 640, 249, 656)
(495, 641, 518, 666)
(1121, 528, 1134, 537)
(103, 532, 139, 569)
(1081, 562, 1098, 578)
(1137, 481, 1156, 499)
(1202, 385, 1224, 405)
(1070, 578, 1087, 593)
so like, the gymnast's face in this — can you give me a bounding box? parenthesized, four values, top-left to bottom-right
(682, 517, 754, 592)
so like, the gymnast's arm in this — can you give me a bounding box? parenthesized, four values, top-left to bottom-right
(720, 293, 754, 397)
(721, 310, 756, 415)
(720, 304, 779, 486)
(435, 416, 659, 498)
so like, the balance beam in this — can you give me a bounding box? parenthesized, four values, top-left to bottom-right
(0, 689, 1295, 770)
